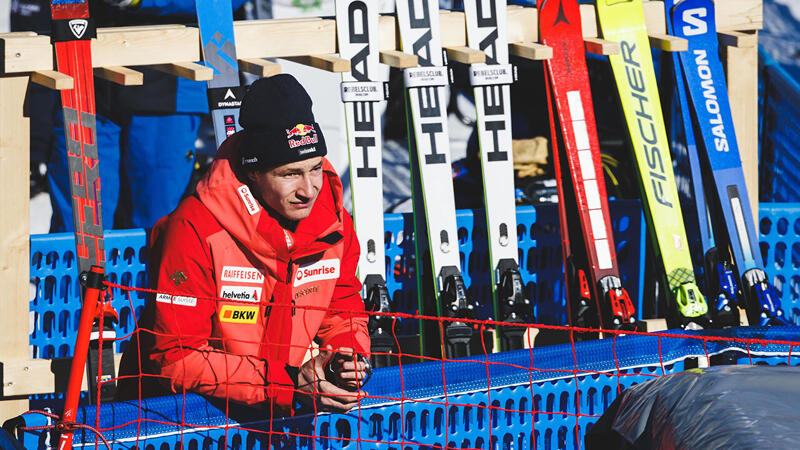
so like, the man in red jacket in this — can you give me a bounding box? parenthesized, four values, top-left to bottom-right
(118, 74, 371, 414)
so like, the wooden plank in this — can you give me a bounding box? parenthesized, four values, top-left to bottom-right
(152, 62, 213, 81)
(236, 18, 337, 59)
(584, 37, 620, 55)
(580, 4, 600, 38)
(283, 54, 350, 73)
(0, 75, 31, 421)
(92, 25, 201, 68)
(379, 50, 418, 68)
(649, 33, 688, 52)
(718, 30, 758, 48)
(94, 66, 144, 86)
(444, 46, 485, 64)
(378, 14, 398, 52)
(509, 42, 553, 60)
(723, 33, 760, 222)
(238, 58, 282, 77)
(31, 70, 74, 90)
(0, 34, 52, 74)
(507, 7, 538, 43)
(643, 1, 667, 35)
(1, 354, 124, 397)
(440, 10, 467, 48)
(715, 0, 763, 31)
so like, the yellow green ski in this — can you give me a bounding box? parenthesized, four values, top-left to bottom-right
(596, 0, 707, 328)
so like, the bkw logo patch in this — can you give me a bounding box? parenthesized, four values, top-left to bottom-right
(219, 305, 259, 324)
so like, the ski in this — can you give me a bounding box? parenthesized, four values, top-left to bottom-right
(395, 0, 475, 358)
(50, 0, 116, 445)
(539, 0, 635, 335)
(662, 0, 739, 327)
(196, 0, 245, 148)
(49, 0, 117, 406)
(462, 0, 531, 351)
(671, 0, 786, 326)
(596, 0, 708, 329)
(335, 0, 395, 366)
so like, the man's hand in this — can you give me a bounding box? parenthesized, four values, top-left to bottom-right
(325, 347, 372, 391)
(294, 346, 366, 412)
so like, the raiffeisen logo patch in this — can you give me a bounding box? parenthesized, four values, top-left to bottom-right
(293, 259, 340, 287)
(219, 286, 262, 303)
(220, 266, 264, 284)
(219, 305, 259, 324)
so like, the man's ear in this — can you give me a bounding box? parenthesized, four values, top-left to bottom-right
(246, 170, 257, 183)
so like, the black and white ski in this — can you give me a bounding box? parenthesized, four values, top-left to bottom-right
(462, 0, 531, 350)
(335, 0, 395, 366)
(395, 0, 476, 358)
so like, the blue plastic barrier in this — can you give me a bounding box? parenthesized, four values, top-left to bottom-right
(9, 327, 800, 450)
(759, 203, 800, 325)
(28, 201, 646, 359)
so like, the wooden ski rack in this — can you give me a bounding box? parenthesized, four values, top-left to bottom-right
(0, 0, 764, 421)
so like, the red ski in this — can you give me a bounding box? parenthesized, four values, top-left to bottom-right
(539, 0, 635, 334)
(50, 0, 116, 447)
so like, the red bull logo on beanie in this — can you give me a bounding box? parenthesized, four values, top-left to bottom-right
(286, 123, 319, 149)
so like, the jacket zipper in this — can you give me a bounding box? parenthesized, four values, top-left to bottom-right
(286, 258, 296, 316)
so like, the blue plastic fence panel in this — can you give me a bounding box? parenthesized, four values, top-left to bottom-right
(29, 229, 149, 358)
(759, 203, 800, 325)
(11, 327, 800, 450)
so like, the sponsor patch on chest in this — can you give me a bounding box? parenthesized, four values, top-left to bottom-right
(219, 286, 261, 303)
(220, 266, 264, 284)
(219, 305, 260, 324)
(156, 293, 197, 307)
(293, 258, 340, 287)
(219, 285, 262, 303)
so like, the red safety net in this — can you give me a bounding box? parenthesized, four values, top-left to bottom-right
(17, 281, 800, 450)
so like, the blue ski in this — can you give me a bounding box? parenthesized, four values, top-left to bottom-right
(663, 0, 738, 327)
(672, 0, 786, 326)
(196, 0, 245, 148)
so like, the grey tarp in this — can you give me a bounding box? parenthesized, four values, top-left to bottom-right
(586, 365, 800, 449)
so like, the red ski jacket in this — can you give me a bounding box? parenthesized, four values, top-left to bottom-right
(118, 132, 369, 412)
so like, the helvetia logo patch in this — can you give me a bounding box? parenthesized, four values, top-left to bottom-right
(220, 266, 264, 284)
(156, 293, 197, 307)
(219, 285, 262, 303)
(294, 259, 340, 286)
(219, 305, 259, 324)
(237, 185, 260, 215)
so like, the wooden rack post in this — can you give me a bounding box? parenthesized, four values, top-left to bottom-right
(0, 0, 764, 422)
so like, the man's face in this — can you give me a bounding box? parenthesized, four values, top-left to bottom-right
(248, 157, 324, 221)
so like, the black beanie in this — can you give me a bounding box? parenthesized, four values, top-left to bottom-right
(238, 74, 327, 171)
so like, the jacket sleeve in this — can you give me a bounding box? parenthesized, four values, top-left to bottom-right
(315, 211, 371, 355)
(148, 216, 292, 407)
